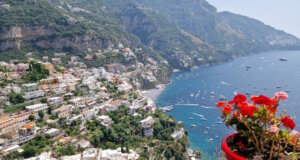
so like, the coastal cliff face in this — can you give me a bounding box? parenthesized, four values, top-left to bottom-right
(1, 0, 300, 70)
(136, 0, 300, 55)
(0, 26, 128, 52)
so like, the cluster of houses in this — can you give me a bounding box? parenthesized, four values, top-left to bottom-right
(22, 147, 139, 160)
(0, 57, 174, 159)
(0, 61, 29, 81)
(0, 42, 189, 159)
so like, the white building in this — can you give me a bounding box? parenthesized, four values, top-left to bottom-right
(12, 86, 22, 94)
(140, 116, 154, 137)
(52, 105, 73, 118)
(77, 139, 90, 149)
(171, 128, 185, 141)
(97, 115, 112, 128)
(52, 84, 67, 95)
(60, 154, 81, 160)
(70, 97, 86, 108)
(26, 103, 48, 115)
(22, 83, 39, 92)
(24, 90, 44, 100)
(117, 82, 132, 92)
(82, 148, 99, 160)
(45, 128, 60, 138)
(140, 116, 154, 128)
(47, 97, 63, 107)
(24, 152, 56, 160)
(100, 148, 139, 160)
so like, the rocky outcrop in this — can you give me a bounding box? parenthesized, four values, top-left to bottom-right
(0, 26, 127, 52)
(0, 26, 53, 51)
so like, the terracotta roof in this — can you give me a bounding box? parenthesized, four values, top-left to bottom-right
(110, 100, 124, 106)
(22, 121, 35, 129)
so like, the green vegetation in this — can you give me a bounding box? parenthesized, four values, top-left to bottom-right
(2, 151, 21, 160)
(23, 146, 37, 158)
(54, 145, 76, 157)
(22, 61, 49, 82)
(8, 93, 25, 105)
(22, 135, 51, 158)
(4, 102, 34, 113)
(0, 79, 14, 88)
(28, 115, 35, 121)
(85, 106, 188, 159)
(61, 117, 82, 136)
(38, 110, 44, 119)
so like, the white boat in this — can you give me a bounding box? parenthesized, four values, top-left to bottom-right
(201, 118, 207, 121)
(161, 105, 174, 112)
(191, 124, 196, 128)
(219, 95, 226, 100)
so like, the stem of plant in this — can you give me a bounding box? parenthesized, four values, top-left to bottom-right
(269, 136, 275, 160)
(244, 121, 261, 154)
(293, 134, 299, 152)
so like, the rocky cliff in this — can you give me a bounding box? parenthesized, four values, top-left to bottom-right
(1, 0, 300, 70)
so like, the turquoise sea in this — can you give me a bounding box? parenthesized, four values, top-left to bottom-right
(156, 50, 300, 157)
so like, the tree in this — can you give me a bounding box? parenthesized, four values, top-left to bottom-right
(105, 142, 115, 149)
(40, 98, 47, 103)
(3, 151, 21, 159)
(8, 93, 25, 105)
(57, 145, 75, 156)
(38, 111, 44, 119)
(28, 114, 35, 121)
(47, 107, 52, 115)
(22, 146, 36, 158)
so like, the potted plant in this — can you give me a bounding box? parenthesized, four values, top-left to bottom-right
(217, 92, 300, 159)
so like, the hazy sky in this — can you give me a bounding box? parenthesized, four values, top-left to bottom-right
(207, 0, 300, 38)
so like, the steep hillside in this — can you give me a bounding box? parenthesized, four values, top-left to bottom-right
(0, 0, 226, 70)
(0, 0, 135, 52)
(1, 0, 300, 70)
(136, 0, 300, 55)
(49, 0, 223, 69)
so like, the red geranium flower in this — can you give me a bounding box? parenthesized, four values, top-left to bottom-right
(232, 112, 239, 117)
(229, 94, 247, 105)
(266, 105, 278, 114)
(250, 95, 274, 106)
(217, 101, 225, 108)
(289, 138, 297, 145)
(280, 116, 296, 130)
(240, 102, 257, 117)
(222, 105, 232, 115)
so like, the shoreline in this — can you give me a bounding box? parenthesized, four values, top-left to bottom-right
(142, 84, 167, 102)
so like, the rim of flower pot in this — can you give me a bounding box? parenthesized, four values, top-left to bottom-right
(221, 133, 247, 160)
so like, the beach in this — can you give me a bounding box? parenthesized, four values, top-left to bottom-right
(143, 84, 166, 101)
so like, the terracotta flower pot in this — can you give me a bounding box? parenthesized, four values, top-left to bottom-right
(221, 133, 246, 160)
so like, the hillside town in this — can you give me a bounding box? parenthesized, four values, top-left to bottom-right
(0, 46, 196, 160)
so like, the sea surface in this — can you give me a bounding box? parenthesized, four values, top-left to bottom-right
(155, 50, 300, 157)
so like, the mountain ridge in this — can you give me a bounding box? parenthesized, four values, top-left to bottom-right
(0, 0, 300, 70)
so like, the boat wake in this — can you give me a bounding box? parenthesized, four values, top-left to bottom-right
(175, 103, 199, 106)
(199, 106, 214, 109)
(192, 113, 204, 117)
